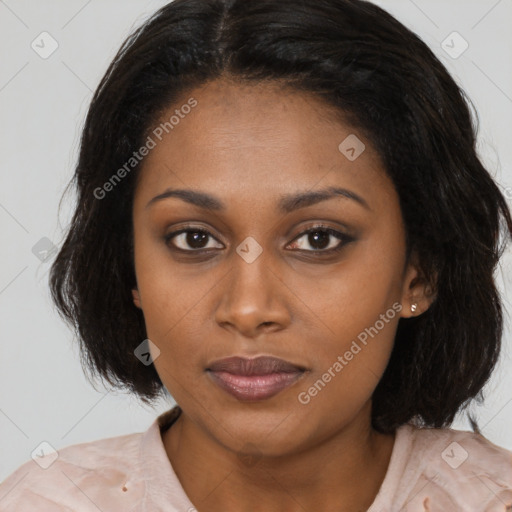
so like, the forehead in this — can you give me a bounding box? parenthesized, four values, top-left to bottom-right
(134, 78, 394, 212)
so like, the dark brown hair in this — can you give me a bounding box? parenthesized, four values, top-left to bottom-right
(49, 0, 512, 433)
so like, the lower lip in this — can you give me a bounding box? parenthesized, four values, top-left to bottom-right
(207, 370, 304, 401)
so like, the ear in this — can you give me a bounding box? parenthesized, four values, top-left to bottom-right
(132, 288, 142, 309)
(400, 253, 437, 318)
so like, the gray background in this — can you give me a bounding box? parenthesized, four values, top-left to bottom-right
(1, 0, 511, 483)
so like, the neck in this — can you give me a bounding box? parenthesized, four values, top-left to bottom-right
(163, 402, 396, 512)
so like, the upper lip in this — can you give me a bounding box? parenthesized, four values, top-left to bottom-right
(207, 356, 306, 376)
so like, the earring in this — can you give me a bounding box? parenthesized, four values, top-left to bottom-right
(411, 303, 418, 313)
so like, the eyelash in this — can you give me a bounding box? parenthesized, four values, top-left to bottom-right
(164, 224, 354, 257)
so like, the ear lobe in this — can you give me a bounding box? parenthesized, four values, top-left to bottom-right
(132, 288, 142, 309)
(400, 255, 437, 318)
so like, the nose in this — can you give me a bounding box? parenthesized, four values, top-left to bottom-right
(214, 249, 291, 338)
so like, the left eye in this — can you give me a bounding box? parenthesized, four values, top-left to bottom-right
(288, 227, 351, 253)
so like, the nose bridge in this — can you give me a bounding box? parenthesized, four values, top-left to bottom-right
(228, 238, 274, 306)
(214, 237, 289, 334)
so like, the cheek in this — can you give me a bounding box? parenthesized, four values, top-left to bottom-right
(137, 278, 205, 365)
(288, 232, 403, 396)
(292, 241, 402, 345)
(294, 292, 400, 418)
(133, 237, 227, 382)
(296, 276, 399, 385)
(132, 239, 191, 360)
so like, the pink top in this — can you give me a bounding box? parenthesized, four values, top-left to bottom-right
(1, 406, 511, 511)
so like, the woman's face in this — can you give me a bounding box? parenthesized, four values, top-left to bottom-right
(131, 78, 424, 455)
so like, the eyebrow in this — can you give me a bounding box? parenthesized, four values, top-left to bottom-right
(145, 186, 371, 213)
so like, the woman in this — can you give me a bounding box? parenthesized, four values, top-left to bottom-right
(1, 0, 511, 510)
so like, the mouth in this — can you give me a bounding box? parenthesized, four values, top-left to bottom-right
(206, 355, 307, 402)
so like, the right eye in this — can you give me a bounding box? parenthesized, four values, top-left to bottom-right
(164, 227, 224, 253)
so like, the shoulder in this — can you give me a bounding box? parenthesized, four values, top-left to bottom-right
(0, 431, 145, 511)
(400, 424, 512, 511)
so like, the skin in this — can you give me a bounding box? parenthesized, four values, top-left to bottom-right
(131, 77, 435, 512)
